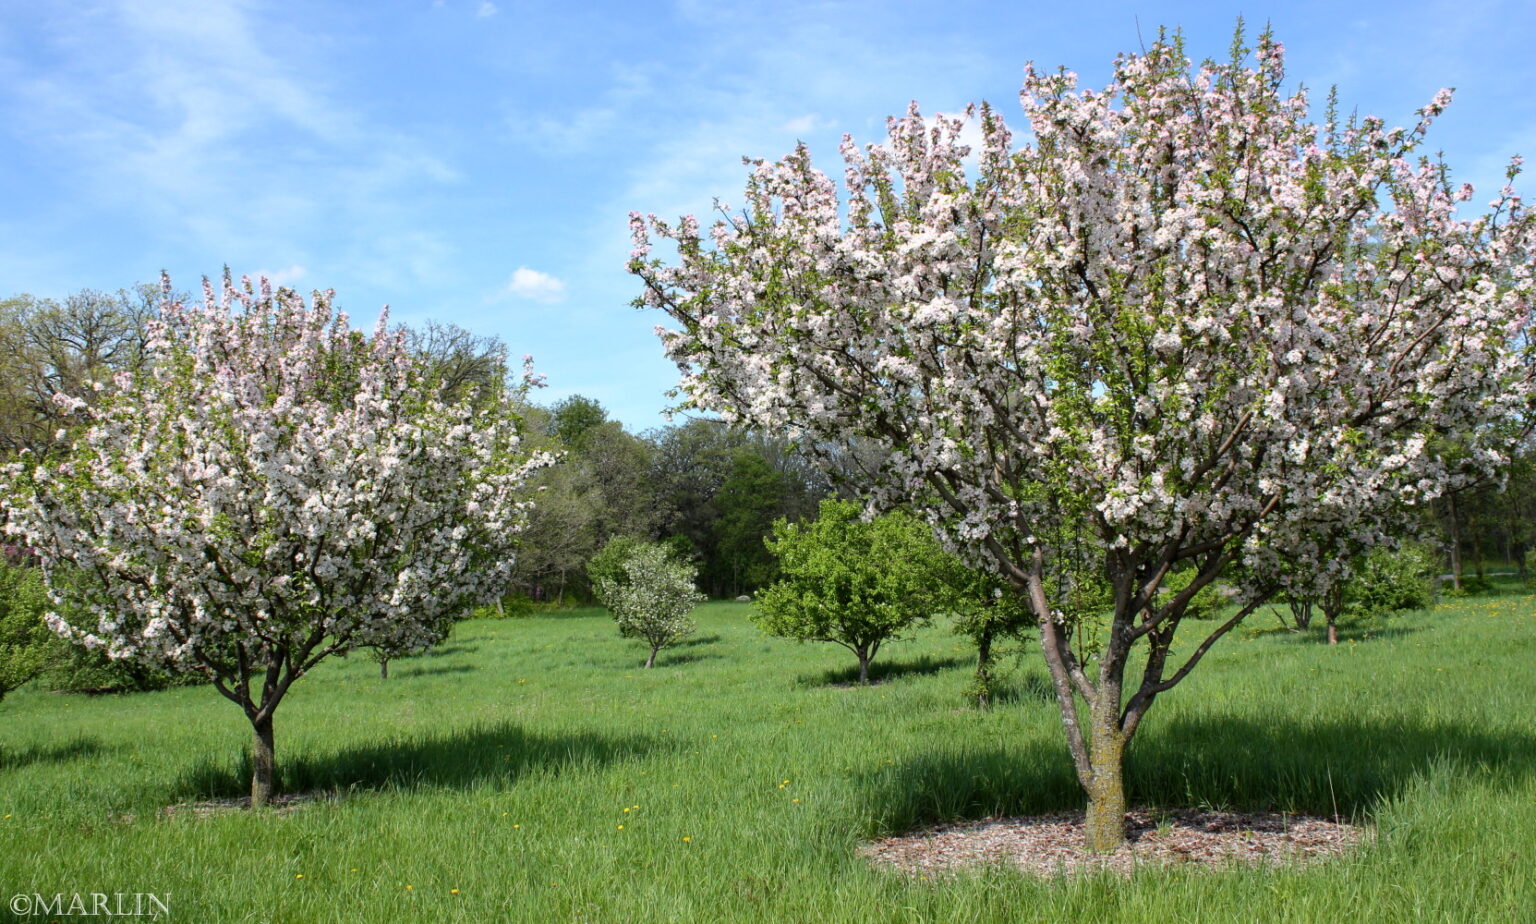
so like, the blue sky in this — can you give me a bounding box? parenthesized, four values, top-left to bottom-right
(3, 0, 1534, 431)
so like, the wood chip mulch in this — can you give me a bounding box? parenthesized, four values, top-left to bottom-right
(861, 809, 1368, 878)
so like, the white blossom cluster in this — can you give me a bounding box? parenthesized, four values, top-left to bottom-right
(631, 36, 1536, 603)
(3, 275, 552, 680)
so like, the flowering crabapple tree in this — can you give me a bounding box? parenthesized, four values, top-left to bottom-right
(3, 274, 551, 807)
(590, 540, 704, 668)
(630, 30, 1536, 849)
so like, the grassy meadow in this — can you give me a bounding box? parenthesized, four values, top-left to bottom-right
(2, 589, 1535, 922)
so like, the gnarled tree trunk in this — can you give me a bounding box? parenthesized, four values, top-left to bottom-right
(251, 714, 275, 809)
(1084, 699, 1128, 852)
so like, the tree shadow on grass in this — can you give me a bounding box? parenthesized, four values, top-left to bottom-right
(1307, 622, 1427, 644)
(655, 651, 724, 667)
(425, 644, 480, 658)
(673, 634, 723, 649)
(986, 671, 1057, 706)
(168, 720, 667, 802)
(857, 714, 1536, 837)
(1129, 714, 1536, 817)
(1247, 622, 1427, 645)
(804, 654, 968, 688)
(0, 737, 116, 771)
(392, 663, 477, 679)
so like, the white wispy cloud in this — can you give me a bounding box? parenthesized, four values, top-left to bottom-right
(247, 265, 309, 287)
(476, 2, 498, 17)
(520, 106, 619, 153)
(505, 267, 567, 302)
(611, 6, 992, 228)
(6, 0, 458, 284)
(505, 62, 658, 154)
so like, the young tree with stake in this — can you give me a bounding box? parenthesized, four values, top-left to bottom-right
(631, 30, 1536, 849)
(3, 275, 551, 807)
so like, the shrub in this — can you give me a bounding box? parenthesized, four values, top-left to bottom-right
(1350, 545, 1437, 617)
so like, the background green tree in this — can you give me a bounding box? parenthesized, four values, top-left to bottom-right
(0, 554, 58, 707)
(755, 499, 957, 684)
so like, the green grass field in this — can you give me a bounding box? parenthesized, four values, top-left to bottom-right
(2, 590, 1535, 923)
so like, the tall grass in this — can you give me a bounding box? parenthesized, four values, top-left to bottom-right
(1, 588, 1533, 922)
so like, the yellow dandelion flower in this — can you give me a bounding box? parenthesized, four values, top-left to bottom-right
(682, 836, 692, 842)
(451, 889, 460, 895)
(295, 874, 303, 879)
(617, 824, 625, 830)
(405, 885, 413, 891)
(513, 824, 521, 829)
(623, 808, 630, 813)
(350, 869, 358, 873)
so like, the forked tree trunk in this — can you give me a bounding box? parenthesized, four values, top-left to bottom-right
(1027, 545, 1264, 853)
(1322, 582, 1346, 646)
(1288, 598, 1313, 631)
(251, 715, 275, 808)
(644, 646, 659, 669)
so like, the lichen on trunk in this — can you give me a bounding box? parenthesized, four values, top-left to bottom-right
(1084, 727, 1128, 853)
(251, 715, 275, 809)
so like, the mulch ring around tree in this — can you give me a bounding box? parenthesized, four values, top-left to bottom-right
(861, 809, 1369, 878)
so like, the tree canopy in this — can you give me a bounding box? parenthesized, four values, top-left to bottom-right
(3, 274, 550, 805)
(631, 29, 1536, 848)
